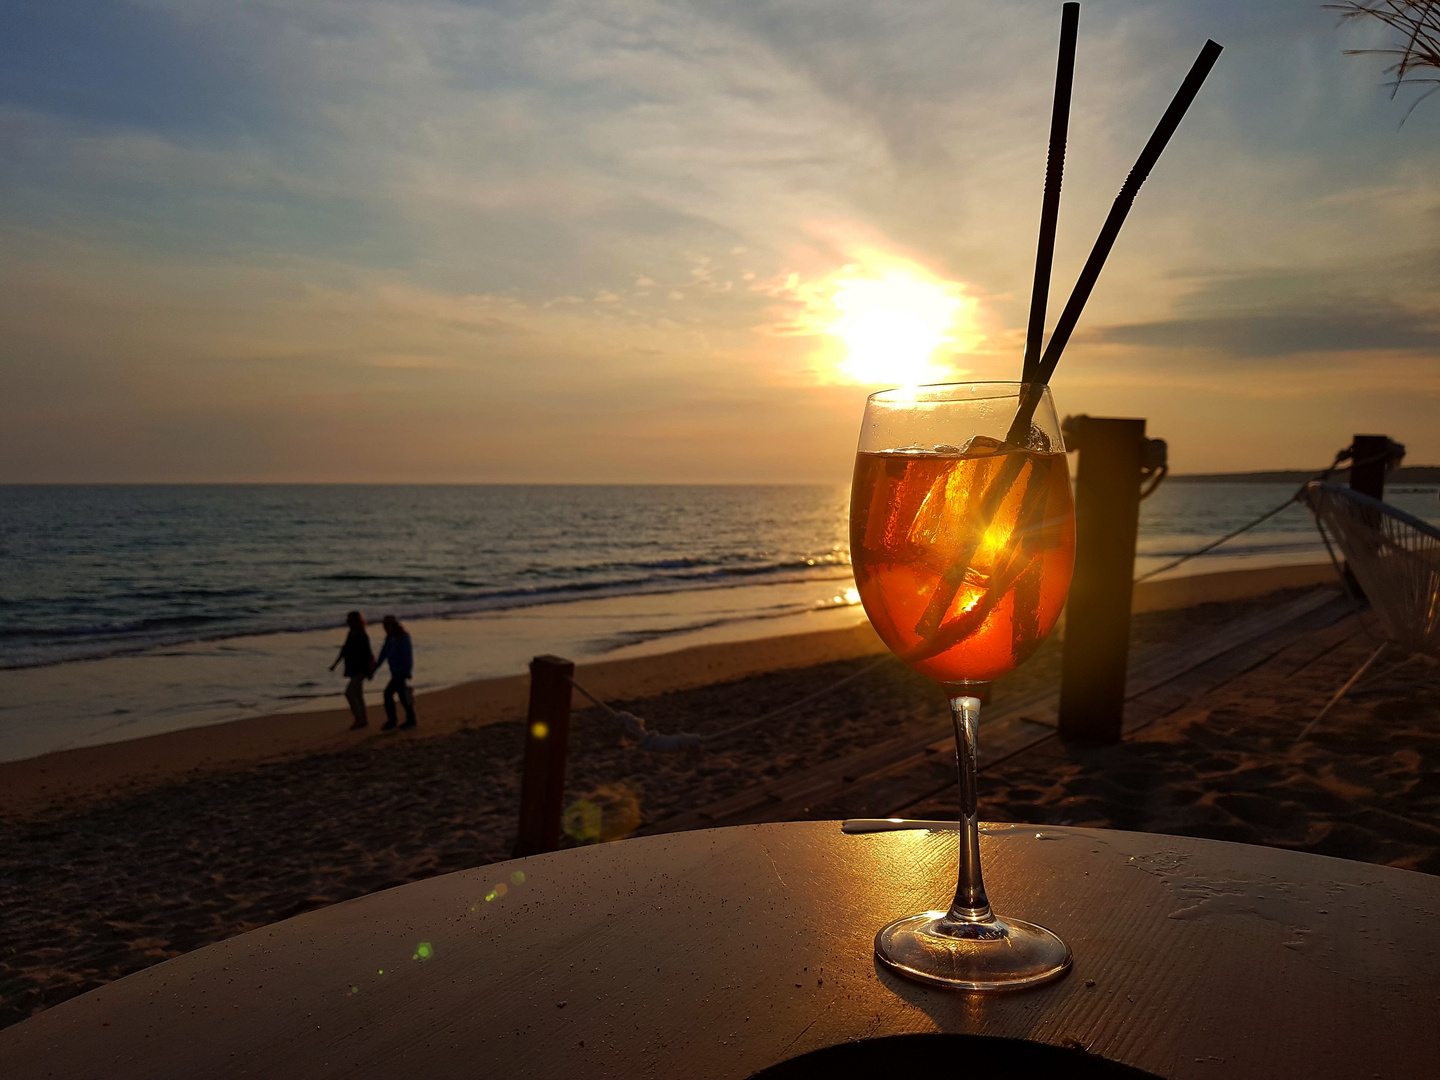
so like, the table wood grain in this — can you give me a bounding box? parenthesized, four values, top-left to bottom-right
(3, 822, 1435, 1079)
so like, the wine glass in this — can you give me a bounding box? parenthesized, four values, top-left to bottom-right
(850, 381, 1075, 991)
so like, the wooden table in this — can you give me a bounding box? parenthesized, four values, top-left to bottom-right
(3, 822, 1436, 1078)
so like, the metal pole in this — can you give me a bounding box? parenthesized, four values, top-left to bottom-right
(1058, 416, 1146, 743)
(514, 655, 574, 857)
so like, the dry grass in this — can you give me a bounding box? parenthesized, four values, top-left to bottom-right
(1331, 1, 1440, 120)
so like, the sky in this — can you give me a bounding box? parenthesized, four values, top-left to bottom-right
(2, 0, 1438, 482)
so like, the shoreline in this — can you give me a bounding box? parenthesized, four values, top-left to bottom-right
(0, 620, 888, 818)
(0, 565, 860, 674)
(0, 561, 1339, 818)
(0, 573, 866, 765)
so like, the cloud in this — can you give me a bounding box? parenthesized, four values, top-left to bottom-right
(1092, 302, 1440, 357)
(4, 1, 1440, 477)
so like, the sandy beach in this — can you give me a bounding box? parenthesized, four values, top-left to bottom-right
(3, 565, 1435, 1032)
(905, 620, 1440, 873)
(0, 560, 1336, 817)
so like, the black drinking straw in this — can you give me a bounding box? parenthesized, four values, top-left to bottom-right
(1007, 37, 1224, 444)
(1021, 2, 1080, 386)
(914, 36, 1224, 641)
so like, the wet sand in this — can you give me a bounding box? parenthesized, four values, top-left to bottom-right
(4, 573, 1435, 1032)
(0, 619, 888, 818)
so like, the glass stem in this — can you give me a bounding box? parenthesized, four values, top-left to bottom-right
(946, 694, 993, 924)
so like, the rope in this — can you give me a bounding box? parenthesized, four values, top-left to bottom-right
(699, 654, 894, 746)
(1294, 641, 1388, 742)
(1138, 463, 1168, 501)
(1133, 495, 1301, 584)
(567, 678, 704, 751)
(567, 653, 896, 753)
(1131, 447, 1390, 584)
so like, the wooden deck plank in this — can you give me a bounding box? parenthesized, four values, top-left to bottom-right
(649, 588, 1355, 834)
(888, 598, 1364, 820)
(1121, 586, 1339, 701)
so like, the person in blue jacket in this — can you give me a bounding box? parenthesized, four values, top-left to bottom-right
(376, 615, 417, 731)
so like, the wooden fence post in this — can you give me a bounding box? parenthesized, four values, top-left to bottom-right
(1057, 416, 1146, 744)
(1340, 434, 1404, 602)
(1349, 434, 1392, 501)
(513, 655, 575, 858)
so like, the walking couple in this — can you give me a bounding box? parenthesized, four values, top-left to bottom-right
(330, 611, 417, 731)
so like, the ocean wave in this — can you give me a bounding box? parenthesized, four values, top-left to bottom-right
(0, 613, 228, 640)
(16, 480, 1427, 676)
(0, 561, 855, 670)
(124, 585, 266, 600)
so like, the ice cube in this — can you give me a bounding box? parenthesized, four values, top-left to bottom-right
(932, 444, 961, 454)
(1025, 425, 1053, 453)
(959, 434, 1005, 457)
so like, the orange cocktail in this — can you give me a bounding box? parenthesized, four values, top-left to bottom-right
(850, 444, 1073, 686)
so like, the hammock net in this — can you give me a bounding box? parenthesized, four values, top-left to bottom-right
(1300, 481, 1440, 656)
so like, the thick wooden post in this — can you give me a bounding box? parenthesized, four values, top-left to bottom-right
(1349, 434, 1390, 501)
(513, 655, 574, 857)
(1058, 416, 1146, 743)
(1341, 434, 1403, 601)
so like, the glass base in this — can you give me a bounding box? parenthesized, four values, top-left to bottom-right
(875, 910, 1072, 992)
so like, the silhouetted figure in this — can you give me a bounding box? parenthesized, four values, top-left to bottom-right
(377, 615, 417, 731)
(329, 611, 375, 730)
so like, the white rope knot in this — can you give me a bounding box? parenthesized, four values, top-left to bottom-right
(612, 711, 704, 751)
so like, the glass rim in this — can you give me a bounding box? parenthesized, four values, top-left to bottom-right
(865, 381, 1052, 405)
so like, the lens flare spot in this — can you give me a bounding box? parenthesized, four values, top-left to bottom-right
(563, 799, 604, 845)
(530, 721, 549, 739)
(413, 942, 434, 961)
(510, 871, 526, 885)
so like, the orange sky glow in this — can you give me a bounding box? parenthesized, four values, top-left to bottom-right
(2, 1, 1439, 482)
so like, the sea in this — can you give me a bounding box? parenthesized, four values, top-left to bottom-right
(2, 481, 1438, 764)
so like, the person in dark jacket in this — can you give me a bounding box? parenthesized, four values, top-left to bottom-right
(329, 610, 374, 729)
(377, 615, 417, 731)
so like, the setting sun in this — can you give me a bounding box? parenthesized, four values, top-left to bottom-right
(827, 267, 973, 386)
(759, 246, 982, 387)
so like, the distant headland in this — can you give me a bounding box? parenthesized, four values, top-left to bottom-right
(1170, 467, 1440, 485)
